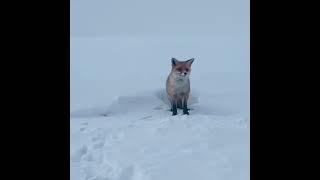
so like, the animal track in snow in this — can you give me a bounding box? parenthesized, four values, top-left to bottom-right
(71, 145, 88, 162)
(80, 122, 89, 132)
(153, 105, 164, 110)
(90, 129, 107, 150)
(139, 115, 153, 120)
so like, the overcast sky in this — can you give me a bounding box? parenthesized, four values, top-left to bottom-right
(71, 0, 249, 38)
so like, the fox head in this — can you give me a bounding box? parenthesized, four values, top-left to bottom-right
(171, 58, 195, 78)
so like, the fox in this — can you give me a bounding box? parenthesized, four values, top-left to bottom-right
(166, 57, 195, 116)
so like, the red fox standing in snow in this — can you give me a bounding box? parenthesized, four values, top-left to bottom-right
(166, 58, 195, 115)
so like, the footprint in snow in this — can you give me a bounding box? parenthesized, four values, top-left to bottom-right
(139, 115, 153, 120)
(80, 122, 89, 132)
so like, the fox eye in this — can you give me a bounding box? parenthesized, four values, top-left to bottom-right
(186, 68, 189, 71)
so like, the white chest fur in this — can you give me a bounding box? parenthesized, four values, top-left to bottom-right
(173, 77, 189, 93)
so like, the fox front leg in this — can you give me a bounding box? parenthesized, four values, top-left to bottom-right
(182, 97, 189, 115)
(172, 101, 177, 116)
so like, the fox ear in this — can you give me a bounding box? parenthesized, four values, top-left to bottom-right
(186, 58, 194, 66)
(171, 58, 178, 66)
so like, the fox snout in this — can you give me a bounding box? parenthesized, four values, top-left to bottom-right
(175, 71, 188, 77)
(179, 71, 188, 76)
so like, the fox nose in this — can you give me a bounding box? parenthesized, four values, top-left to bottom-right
(184, 72, 187, 75)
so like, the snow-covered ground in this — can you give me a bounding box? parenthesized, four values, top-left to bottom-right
(71, 1, 249, 179)
(70, 37, 249, 180)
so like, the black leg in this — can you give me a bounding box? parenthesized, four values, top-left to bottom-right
(172, 101, 177, 116)
(182, 98, 189, 115)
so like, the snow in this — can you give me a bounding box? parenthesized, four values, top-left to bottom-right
(71, 101, 249, 180)
(70, 38, 249, 179)
(71, 0, 249, 179)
